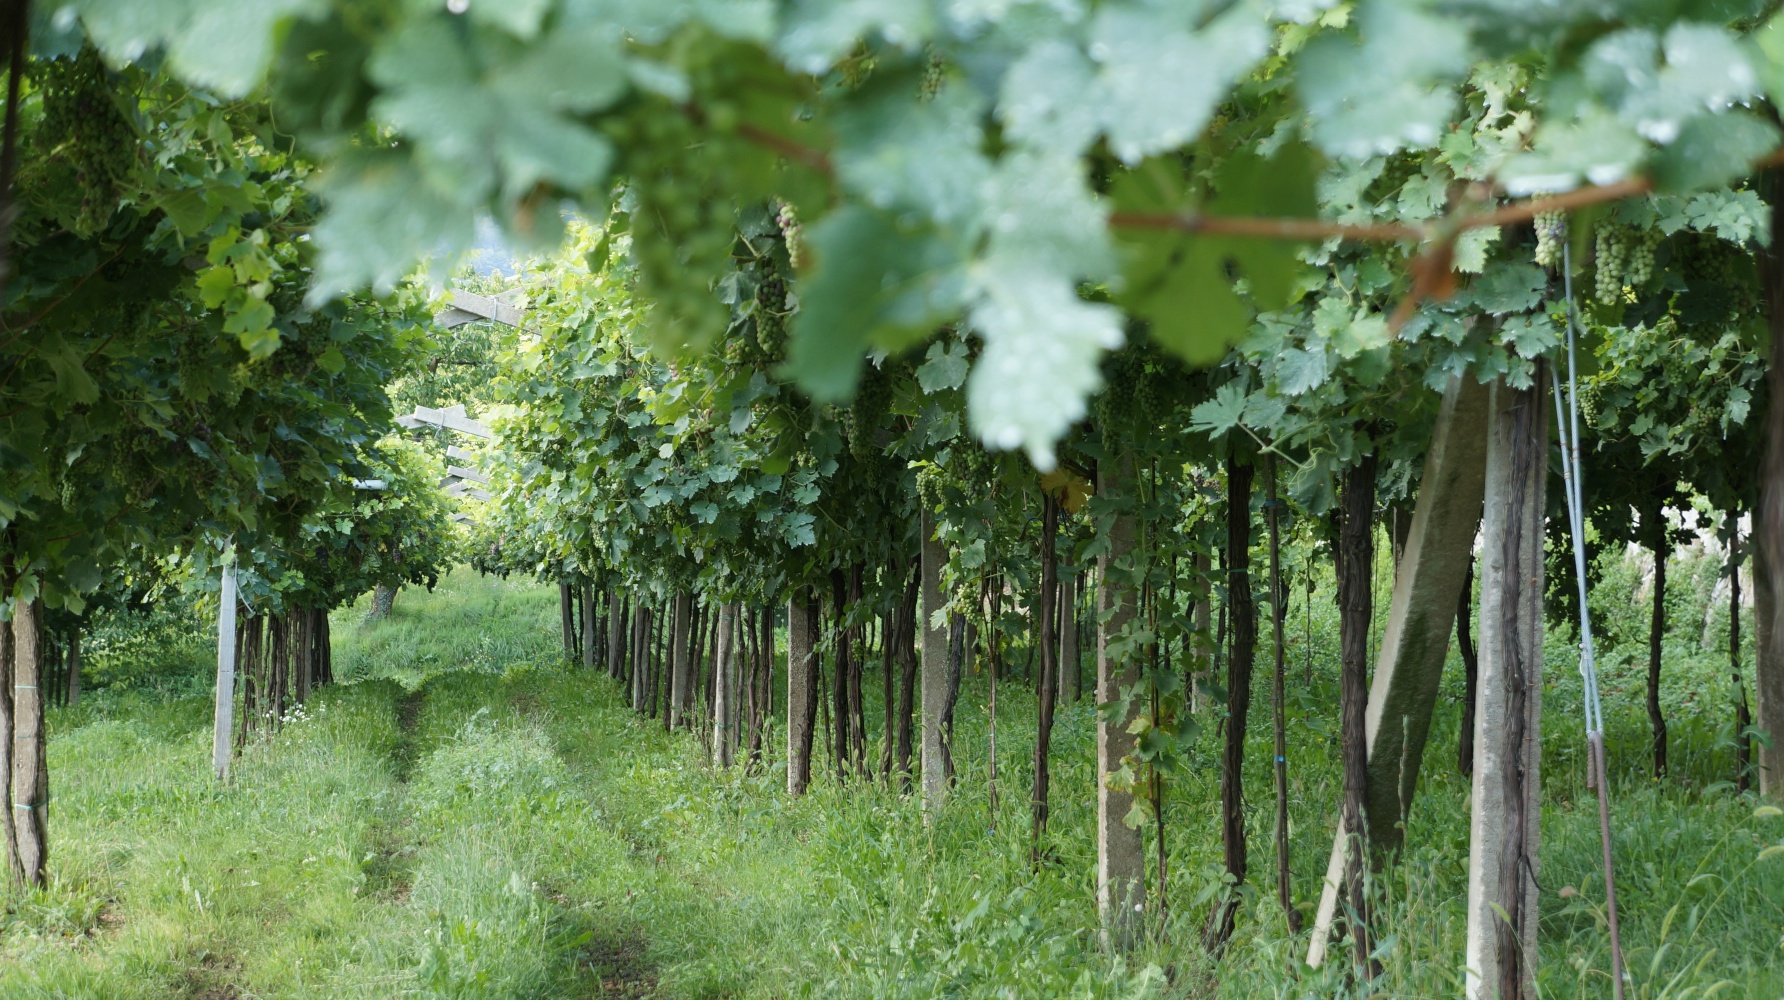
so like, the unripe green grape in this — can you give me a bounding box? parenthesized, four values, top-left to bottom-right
(1533, 210, 1565, 269)
(919, 51, 945, 102)
(775, 201, 804, 270)
(1595, 224, 1628, 305)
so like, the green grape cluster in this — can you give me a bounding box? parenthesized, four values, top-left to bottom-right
(916, 463, 944, 508)
(919, 51, 945, 102)
(849, 363, 894, 461)
(37, 49, 140, 237)
(1094, 345, 1174, 437)
(1594, 224, 1661, 305)
(754, 259, 789, 360)
(1533, 210, 1565, 269)
(775, 200, 804, 270)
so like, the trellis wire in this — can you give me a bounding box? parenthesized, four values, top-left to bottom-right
(1550, 241, 1625, 998)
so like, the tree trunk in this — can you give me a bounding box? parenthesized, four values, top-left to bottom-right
(754, 606, 775, 765)
(10, 597, 46, 888)
(895, 564, 919, 789)
(1205, 453, 1256, 954)
(1465, 370, 1548, 1000)
(1733, 515, 1754, 792)
(669, 592, 693, 729)
(920, 508, 949, 815)
(582, 582, 598, 669)
(1648, 530, 1669, 779)
(1758, 169, 1784, 799)
(65, 620, 80, 705)
(1265, 458, 1300, 933)
(367, 582, 397, 623)
(1033, 490, 1060, 863)
(1191, 551, 1211, 714)
(651, 603, 666, 724)
(1098, 451, 1145, 949)
(849, 564, 866, 777)
(1335, 450, 1378, 978)
(631, 605, 651, 713)
(1458, 562, 1479, 777)
(559, 583, 576, 662)
(880, 605, 896, 780)
(942, 613, 965, 784)
(0, 596, 15, 883)
(830, 569, 851, 779)
(1059, 568, 1080, 704)
(787, 592, 819, 795)
(608, 593, 627, 679)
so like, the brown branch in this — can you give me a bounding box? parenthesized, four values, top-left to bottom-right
(736, 122, 834, 178)
(1107, 211, 1419, 242)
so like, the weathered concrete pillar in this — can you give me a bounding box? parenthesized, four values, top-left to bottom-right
(920, 509, 949, 815)
(11, 597, 46, 887)
(212, 560, 239, 781)
(713, 602, 738, 767)
(1096, 452, 1145, 948)
(1466, 370, 1548, 1000)
(1307, 375, 1490, 966)
(787, 594, 817, 795)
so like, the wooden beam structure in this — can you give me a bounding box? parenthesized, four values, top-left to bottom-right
(396, 403, 492, 439)
(432, 288, 526, 330)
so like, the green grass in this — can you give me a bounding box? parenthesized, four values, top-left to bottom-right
(3, 561, 1782, 998)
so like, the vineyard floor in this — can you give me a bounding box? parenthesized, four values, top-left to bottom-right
(2, 568, 1783, 998)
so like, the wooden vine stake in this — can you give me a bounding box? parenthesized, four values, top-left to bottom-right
(212, 555, 239, 782)
(1466, 369, 1548, 1000)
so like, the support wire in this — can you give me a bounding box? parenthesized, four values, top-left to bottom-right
(1550, 241, 1625, 998)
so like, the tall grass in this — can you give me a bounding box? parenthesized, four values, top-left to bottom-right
(3, 559, 1781, 998)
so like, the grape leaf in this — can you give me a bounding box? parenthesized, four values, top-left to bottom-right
(1296, 0, 1469, 158)
(916, 340, 969, 394)
(1648, 111, 1779, 193)
(1089, 3, 1269, 164)
(308, 151, 476, 301)
(777, 0, 935, 74)
(998, 40, 1101, 156)
(966, 263, 1122, 469)
(834, 81, 990, 229)
(786, 206, 967, 400)
(1277, 346, 1330, 396)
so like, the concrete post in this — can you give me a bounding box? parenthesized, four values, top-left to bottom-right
(1466, 371, 1548, 1000)
(1096, 452, 1144, 948)
(787, 595, 818, 795)
(212, 559, 239, 781)
(1307, 376, 1490, 966)
(921, 509, 949, 815)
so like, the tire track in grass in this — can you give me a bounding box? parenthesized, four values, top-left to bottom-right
(360, 685, 426, 903)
